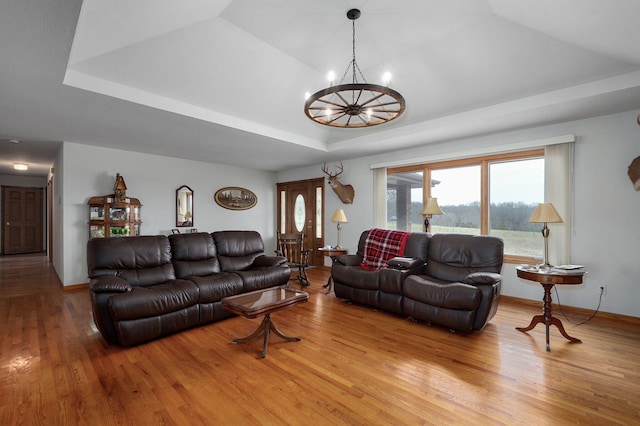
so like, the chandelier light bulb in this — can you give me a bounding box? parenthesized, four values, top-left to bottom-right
(382, 71, 392, 86)
(327, 71, 336, 86)
(325, 108, 332, 117)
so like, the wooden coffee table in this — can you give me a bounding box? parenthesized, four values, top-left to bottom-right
(222, 286, 309, 358)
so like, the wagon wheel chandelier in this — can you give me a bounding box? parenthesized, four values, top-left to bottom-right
(304, 9, 406, 128)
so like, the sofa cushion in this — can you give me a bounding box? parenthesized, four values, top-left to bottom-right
(332, 264, 379, 290)
(235, 267, 291, 292)
(189, 273, 244, 303)
(212, 231, 264, 271)
(169, 232, 221, 278)
(425, 234, 503, 282)
(403, 276, 482, 311)
(108, 279, 199, 321)
(87, 235, 176, 287)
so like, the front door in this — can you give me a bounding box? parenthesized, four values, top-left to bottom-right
(277, 178, 324, 266)
(2, 186, 44, 254)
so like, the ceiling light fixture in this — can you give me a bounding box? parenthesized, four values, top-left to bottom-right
(304, 9, 406, 128)
(14, 163, 29, 171)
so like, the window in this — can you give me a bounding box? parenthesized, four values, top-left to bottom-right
(387, 149, 544, 263)
(488, 158, 544, 258)
(386, 170, 423, 231)
(431, 165, 481, 235)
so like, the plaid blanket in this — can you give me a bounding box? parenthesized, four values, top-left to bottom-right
(360, 228, 410, 270)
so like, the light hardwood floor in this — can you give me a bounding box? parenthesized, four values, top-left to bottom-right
(1, 254, 639, 425)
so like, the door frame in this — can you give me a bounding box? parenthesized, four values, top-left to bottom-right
(47, 176, 53, 262)
(1, 185, 45, 255)
(276, 178, 324, 266)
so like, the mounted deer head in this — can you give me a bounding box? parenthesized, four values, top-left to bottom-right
(322, 162, 355, 204)
(629, 155, 640, 191)
(631, 116, 640, 191)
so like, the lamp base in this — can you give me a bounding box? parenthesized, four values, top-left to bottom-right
(536, 262, 554, 271)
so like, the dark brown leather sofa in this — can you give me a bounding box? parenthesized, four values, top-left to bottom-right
(332, 231, 504, 333)
(87, 231, 289, 346)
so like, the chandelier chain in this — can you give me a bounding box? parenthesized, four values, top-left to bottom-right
(352, 19, 357, 84)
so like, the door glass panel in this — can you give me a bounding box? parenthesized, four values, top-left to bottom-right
(294, 194, 305, 232)
(315, 187, 322, 238)
(280, 191, 286, 232)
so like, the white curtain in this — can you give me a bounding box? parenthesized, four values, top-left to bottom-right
(373, 167, 387, 228)
(545, 142, 575, 265)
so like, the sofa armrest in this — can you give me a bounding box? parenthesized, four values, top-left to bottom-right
(334, 254, 363, 266)
(462, 272, 502, 285)
(387, 257, 424, 270)
(254, 255, 287, 267)
(90, 275, 132, 293)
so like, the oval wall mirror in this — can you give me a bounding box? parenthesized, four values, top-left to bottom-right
(176, 185, 194, 227)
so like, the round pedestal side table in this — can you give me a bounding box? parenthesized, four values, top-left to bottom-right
(515, 266, 585, 351)
(318, 248, 347, 294)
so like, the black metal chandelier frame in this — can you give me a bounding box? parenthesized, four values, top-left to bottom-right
(304, 9, 406, 128)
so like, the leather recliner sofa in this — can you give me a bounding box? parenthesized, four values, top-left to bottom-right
(87, 231, 289, 346)
(332, 230, 504, 333)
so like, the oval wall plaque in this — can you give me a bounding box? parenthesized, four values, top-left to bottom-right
(214, 187, 258, 210)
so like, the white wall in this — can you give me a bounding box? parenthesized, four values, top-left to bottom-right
(0, 174, 47, 187)
(52, 148, 64, 282)
(278, 110, 640, 318)
(59, 142, 277, 286)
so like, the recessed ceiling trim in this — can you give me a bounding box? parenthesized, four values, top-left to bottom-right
(327, 70, 640, 153)
(63, 69, 328, 152)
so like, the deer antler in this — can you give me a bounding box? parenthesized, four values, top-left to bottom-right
(321, 162, 343, 178)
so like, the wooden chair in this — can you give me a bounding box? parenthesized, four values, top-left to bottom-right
(276, 232, 311, 286)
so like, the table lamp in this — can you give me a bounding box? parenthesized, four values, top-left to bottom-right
(529, 203, 563, 269)
(331, 209, 348, 249)
(420, 198, 444, 232)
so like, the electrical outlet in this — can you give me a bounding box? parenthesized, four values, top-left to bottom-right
(597, 285, 607, 295)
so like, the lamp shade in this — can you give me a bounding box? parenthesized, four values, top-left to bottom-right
(420, 198, 444, 216)
(529, 203, 563, 223)
(331, 209, 348, 223)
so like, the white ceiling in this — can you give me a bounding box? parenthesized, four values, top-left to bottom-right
(2, 0, 640, 177)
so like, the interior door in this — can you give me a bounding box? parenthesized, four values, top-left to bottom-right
(277, 178, 324, 266)
(2, 186, 44, 254)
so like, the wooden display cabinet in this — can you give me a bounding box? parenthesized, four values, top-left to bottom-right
(88, 173, 142, 239)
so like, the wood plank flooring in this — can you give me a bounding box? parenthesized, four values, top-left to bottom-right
(1, 254, 639, 425)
